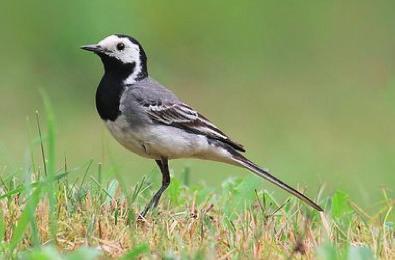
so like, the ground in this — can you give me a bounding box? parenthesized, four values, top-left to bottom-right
(0, 168, 393, 259)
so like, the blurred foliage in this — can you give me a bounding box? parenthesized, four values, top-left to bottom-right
(1, 1, 395, 208)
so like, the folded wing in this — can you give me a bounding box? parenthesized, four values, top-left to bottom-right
(143, 102, 245, 152)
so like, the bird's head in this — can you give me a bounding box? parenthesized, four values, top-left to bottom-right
(81, 34, 148, 83)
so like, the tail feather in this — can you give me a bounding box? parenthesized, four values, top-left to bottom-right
(233, 155, 323, 212)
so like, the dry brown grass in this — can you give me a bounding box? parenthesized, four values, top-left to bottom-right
(0, 173, 393, 259)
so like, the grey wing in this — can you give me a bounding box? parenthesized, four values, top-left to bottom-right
(123, 77, 245, 152)
(127, 77, 180, 104)
(143, 102, 246, 152)
(120, 77, 180, 125)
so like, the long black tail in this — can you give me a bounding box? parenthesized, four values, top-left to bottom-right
(232, 154, 323, 212)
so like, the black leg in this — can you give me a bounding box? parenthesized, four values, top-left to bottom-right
(140, 158, 171, 217)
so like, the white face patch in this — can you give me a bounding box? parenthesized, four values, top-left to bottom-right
(98, 35, 140, 64)
(97, 35, 143, 84)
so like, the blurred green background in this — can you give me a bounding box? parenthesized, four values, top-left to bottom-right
(1, 1, 394, 207)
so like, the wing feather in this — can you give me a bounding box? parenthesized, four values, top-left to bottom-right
(144, 103, 245, 152)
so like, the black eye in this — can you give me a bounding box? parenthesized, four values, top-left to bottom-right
(116, 42, 125, 51)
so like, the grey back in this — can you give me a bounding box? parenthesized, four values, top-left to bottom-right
(120, 77, 180, 127)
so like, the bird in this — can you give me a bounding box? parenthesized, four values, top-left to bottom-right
(81, 34, 323, 217)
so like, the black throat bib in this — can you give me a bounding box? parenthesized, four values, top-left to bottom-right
(95, 56, 136, 121)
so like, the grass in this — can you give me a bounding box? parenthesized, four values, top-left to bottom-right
(0, 161, 393, 259)
(0, 102, 393, 259)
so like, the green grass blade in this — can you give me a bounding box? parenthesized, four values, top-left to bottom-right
(89, 176, 113, 200)
(121, 243, 149, 260)
(9, 186, 42, 253)
(40, 90, 57, 242)
(0, 171, 71, 201)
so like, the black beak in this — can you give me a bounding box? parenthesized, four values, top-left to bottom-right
(80, 44, 104, 53)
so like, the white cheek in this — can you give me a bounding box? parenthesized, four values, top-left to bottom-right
(122, 49, 142, 84)
(117, 48, 139, 63)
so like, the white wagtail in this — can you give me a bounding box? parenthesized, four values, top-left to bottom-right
(81, 34, 323, 216)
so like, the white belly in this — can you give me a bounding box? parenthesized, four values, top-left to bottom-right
(105, 116, 212, 160)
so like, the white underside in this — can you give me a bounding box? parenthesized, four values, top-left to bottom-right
(105, 116, 235, 163)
